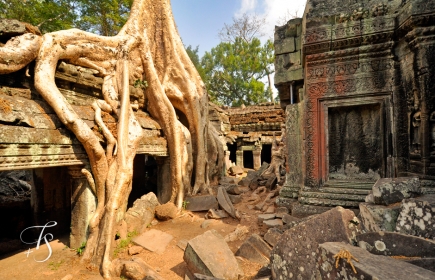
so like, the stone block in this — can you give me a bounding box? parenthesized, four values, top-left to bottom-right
(124, 192, 160, 233)
(228, 166, 243, 175)
(205, 209, 228, 219)
(270, 207, 361, 279)
(185, 195, 218, 212)
(258, 213, 276, 223)
(275, 206, 289, 218)
(314, 242, 435, 279)
(217, 187, 238, 219)
(132, 229, 173, 254)
(228, 194, 242, 205)
(372, 177, 421, 205)
(291, 202, 333, 218)
(395, 195, 435, 239)
(356, 231, 435, 258)
(359, 202, 400, 232)
(275, 37, 295, 55)
(265, 174, 277, 189)
(183, 230, 243, 280)
(238, 170, 258, 187)
(235, 234, 272, 266)
(264, 228, 283, 247)
(128, 245, 143, 256)
(225, 184, 245, 195)
(263, 219, 283, 228)
(281, 213, 300, 224)
(219, 177, 235, 184)
(155, 202, 178, 221)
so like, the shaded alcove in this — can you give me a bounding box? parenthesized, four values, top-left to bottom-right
(128, 154, 158, 208)
(243, 150, 254, 169)
(261, 144, 272, 164)
(227, 143, 237, 165)
(328, 104, 382, 180)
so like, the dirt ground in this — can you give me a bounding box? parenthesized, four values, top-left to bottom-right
(0, 176, 271, 280)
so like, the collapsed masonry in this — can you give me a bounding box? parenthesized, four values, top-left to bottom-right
(275, 0, 435, 216)
(209, 102, 285, 172)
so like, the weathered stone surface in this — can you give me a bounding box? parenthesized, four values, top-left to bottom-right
(120, 257, 164, 280)
(396, 195, 435, 239)
(359, 202, 401, 232)
(219, 177, 235, 185)
(263, 219, 283, 228)
(224, 225, 249, 242)
(185, 195, 218, 212)
(225, 184, 245, 195)
(128, 245, 143, 256)
(275, 206, 289, 218)
(291, 202, 333, 218)
(155, 202, 178, 221)
(314, 242, 435, 279)
(205, 209, 228, 219)
(238, 170, 258, 187)
(228, 166, 243, 175)
(356, 231, 435, 258)
(183, 230, 243, 280)
(258, 213, 276, 223)
(217, 187, 238, 219)
(373, 177, 421, 205)
(281, 213, 300, 224)
(124, 192, 160, 233)
(270, 207, 361, 279)
(235, 234, 272, 266)
(132, 229, 173, 254)
(407, 258, 435, 272)
(264, 228, 283, 247)
(228, 194, 242, 204)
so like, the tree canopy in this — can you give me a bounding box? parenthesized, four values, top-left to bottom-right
(201, 37, 274, 107)
(0, 0, 133, 35)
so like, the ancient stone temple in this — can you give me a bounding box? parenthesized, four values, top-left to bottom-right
(209, 103, 285, 171)
(275, 0, 435, 214)
(0, 20, 170, 251)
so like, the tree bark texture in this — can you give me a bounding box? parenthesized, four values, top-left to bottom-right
(0, 0, 213, 278)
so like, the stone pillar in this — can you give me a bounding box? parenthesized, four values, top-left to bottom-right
(224, 150, 231, 170)
(236, 150, 244, 168)
(253, 149, 262, 170)
(68, 166, 96, 249)
(156, 156, 171, 204)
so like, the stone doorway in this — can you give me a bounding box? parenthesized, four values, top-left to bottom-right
(129, 154, 158, 208)
(327, 104, 383, 181)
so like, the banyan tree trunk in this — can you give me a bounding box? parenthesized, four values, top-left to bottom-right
(0, 0, 210, 278)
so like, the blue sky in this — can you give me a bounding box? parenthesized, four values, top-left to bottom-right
(172, 0, 307, 57)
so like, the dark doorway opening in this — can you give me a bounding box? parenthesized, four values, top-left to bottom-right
(128, 154, 158, 208)
(261, 144, 272, 164)
(227, 143, 237, 165)
(243, 150, 254, 169)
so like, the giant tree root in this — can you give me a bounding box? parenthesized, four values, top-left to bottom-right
(0, 0, 210, 278)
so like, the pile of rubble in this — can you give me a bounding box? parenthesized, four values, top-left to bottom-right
(107, 173, 435, 280)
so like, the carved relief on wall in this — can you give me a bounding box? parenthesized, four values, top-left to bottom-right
(430, 111, 435, 156)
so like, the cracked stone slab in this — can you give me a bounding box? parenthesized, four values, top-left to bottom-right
(372, 177, 421, 205)
(132, 229, 173, 254)
(314, 242, 435, 279)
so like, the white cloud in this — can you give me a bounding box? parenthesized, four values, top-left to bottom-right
(237, 0, 258, 15)
(236, 0, 307, 40)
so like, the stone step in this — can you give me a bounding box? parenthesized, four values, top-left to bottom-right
(323, 180, 374, 189)
(302, 186, 371, 195)
(300, 190, 367, 201)
(298, 197, 361, 207)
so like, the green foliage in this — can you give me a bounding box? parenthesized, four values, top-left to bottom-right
(75, 0, 133, 36)
(76, 241, 86, 256)
(113, 230, 138, 257)
(201, 37, 274, 107)
(133, 79, 148, 89)
(182, 200, 189, 210)
(0, 0, 78, 33)
(185, 45, 206, 82)
(0, 0, 133, 35)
